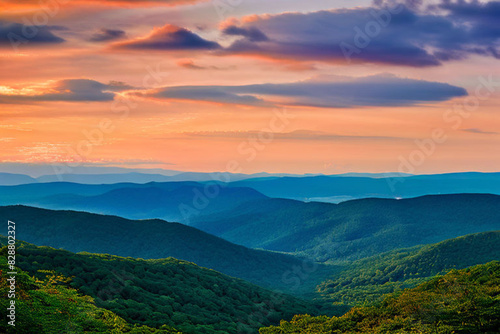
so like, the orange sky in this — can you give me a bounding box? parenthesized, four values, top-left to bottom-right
(0, 0, 499, 174)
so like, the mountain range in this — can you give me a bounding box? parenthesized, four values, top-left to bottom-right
(0, 205, 326, 295)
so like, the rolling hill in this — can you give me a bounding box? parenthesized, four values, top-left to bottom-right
(0, 240, 328, 333)
(0, 181, 267, 223)
(190, 194, 500, 262)
(0, 172, 37, 186)
(0, 205, 327, 295)
(0, 256, 181, 334)
(260, 261, 500, 334)
(317, 231, 500, 305)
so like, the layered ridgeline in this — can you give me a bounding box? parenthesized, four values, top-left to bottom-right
(3, 171, 500, 200)
(2, 182, 498, 264)
(0, 173, 37, 186)
(0, 181, 267, 223)
(260, 261, 500, 334)
(317, 231, 500, 306)
(228, 172, 500, 201)
(0, 240, 327, 334)
(0, 257, 181, 334)
(190, 194, 500, 262)
(0, 205, 328, 295)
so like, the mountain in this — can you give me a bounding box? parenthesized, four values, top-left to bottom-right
(0, 256, 181, 334)
(36, 172, 177, 184)
(317, 231, 500, 305)
(260, 261, 500, 334)
(190, 194, 500, 262)
(0, 163, 183, 178)
(228, 172, 500, 202)
(0, 181, 267, 223)
(35, 172, 318, 184)
(0, 172, 37, 186)
(0, 205, 327, 295)
(0, 240, 328, 334)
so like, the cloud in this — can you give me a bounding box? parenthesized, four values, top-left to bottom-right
(144, 74, 467, 108)
(461, 128, 499, 135)
(220, 1, 500, 67)
(176, 59, 230, 70)
(146, 85, 270, 106)
(177, 59, 206, 69)
(222, 26, 269, 42)
(0, 21, 65, 46)
(89, 28, 126, 42)
(183, 129, 405, 141)
(113, 24, 221, 51)
(0, 79, 133, 104)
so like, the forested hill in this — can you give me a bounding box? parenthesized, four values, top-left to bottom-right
(191, 193, 500, 262)
(0, 205, 326, 294)
(0, 181, 267, 223)
(0, 239, 330, 334)
(317, 230, 500, 305)
(0, 256, 182, 334)
(260, 261, 500, 334)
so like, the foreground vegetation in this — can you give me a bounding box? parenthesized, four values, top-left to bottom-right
(260, 261, 500, 333)
(0, 257, 181, 334)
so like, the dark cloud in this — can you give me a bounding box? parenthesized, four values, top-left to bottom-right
(145, 74, 467, 108)
(222, 26, 269, 42)
(221, 1, 500, 67)
(461, 128, 499, 135)
(0, 21, 64, 46)
(90, 28, 126, 42)
(149, 85, 269, 106)
(114, 24, 221, 50)
(0, 79, 133, 104)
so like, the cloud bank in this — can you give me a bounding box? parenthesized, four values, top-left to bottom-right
(0, 79, 133, 104)
(145, 74, 467, 108)
(220, 1, 500, 67)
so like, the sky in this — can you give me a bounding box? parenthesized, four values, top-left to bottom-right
(0, 0, 499, 174)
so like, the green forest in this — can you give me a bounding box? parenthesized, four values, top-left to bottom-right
(0, 205, 499, 333)
(260, 261, 500, 333)
(0, 240, 332, 333)
(0, 257, 181, 334)
(318, 231, 500, 305)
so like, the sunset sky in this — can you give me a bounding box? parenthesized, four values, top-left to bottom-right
(0, 0, 499, 174)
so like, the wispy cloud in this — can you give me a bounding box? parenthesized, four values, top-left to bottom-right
(461, 128, 499, 135)
(182, 129, 407, 141)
